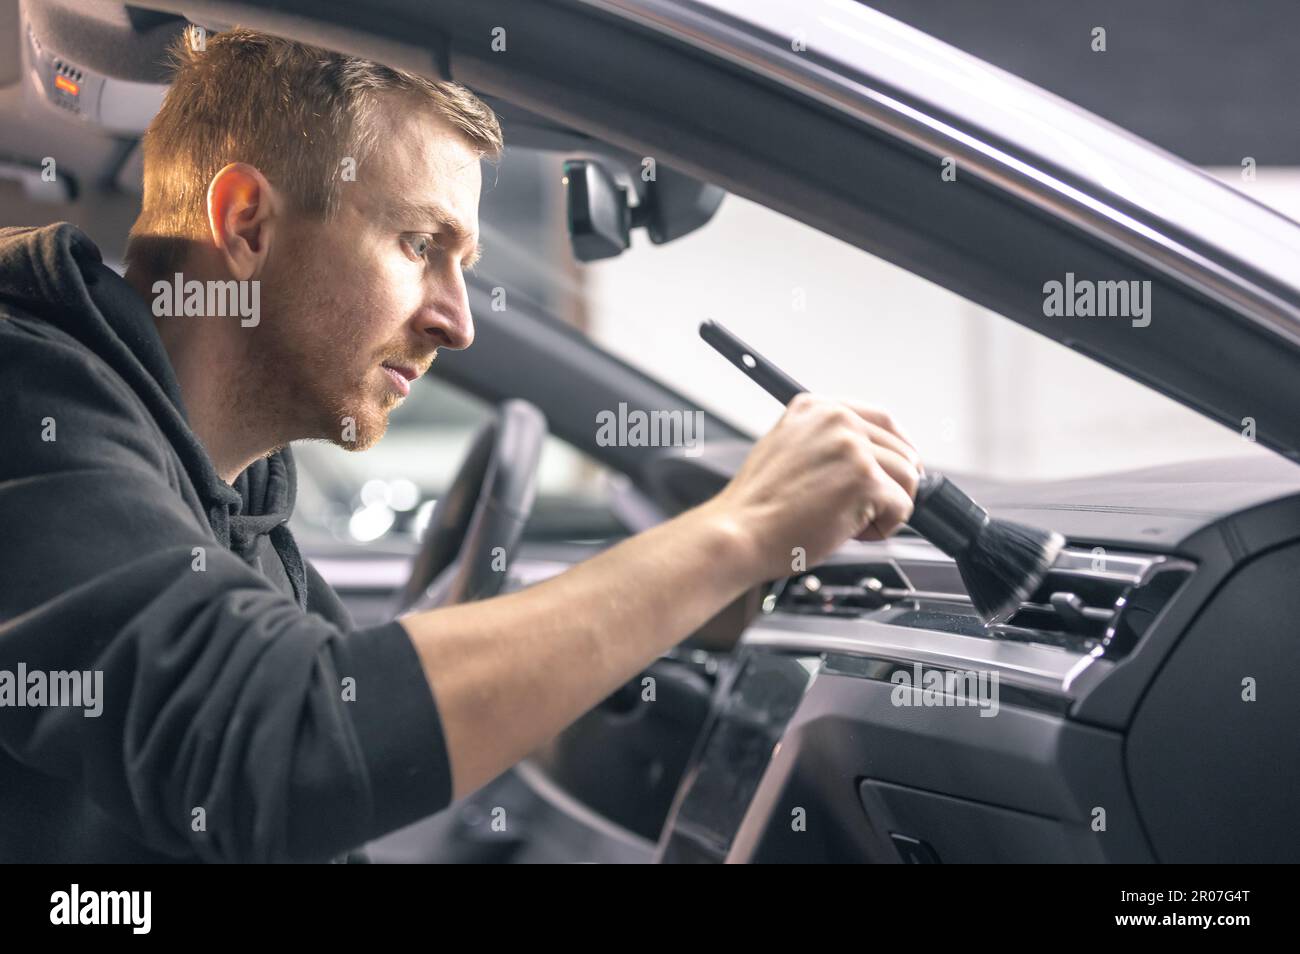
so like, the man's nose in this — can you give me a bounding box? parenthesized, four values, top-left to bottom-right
(418, 285, 474, 351)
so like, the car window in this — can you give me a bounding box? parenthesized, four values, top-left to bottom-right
(520, 153, 1275, 482)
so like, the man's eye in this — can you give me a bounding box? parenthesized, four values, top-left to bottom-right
(402, 234, 435, 260)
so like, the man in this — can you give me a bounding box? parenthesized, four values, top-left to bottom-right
(0, 29, 921, 862)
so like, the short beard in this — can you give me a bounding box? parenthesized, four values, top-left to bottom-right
(247, 261, 395, 452)
(326, 379, 397, 452)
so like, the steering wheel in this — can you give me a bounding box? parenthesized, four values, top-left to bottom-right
(393, 399, 548, 614)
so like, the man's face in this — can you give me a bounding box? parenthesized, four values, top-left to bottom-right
(252, 96, 482, 451)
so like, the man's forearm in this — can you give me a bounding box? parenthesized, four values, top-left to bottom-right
(398, 499, 758, 801)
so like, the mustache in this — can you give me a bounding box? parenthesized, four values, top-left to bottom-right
(379, 351, 437, 375)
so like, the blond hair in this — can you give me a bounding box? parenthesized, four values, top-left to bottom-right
(127, 28, 502, 274)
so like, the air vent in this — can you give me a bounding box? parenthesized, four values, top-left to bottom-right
(1001, 566, 1133, 641)
(774, 561, 910, 617)
(768, 547, 1193, 658)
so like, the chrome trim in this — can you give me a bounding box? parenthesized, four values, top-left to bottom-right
(781, 543, 1166, 606)
(1063, 645, 1106, 693)
(1051, 549, 1161, 579)
(879, 588, 971, 604)
(827, 536, 1162, 580)
(742, 615, 1094, 696)
(580, 0, 1300, 348)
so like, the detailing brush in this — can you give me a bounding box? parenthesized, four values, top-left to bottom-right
(699, 319, 1065, 624)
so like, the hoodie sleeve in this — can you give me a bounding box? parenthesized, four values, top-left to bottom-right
(0, 319, 453, 862)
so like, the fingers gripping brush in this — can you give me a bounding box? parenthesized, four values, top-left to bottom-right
(700, 320, 1065, 624)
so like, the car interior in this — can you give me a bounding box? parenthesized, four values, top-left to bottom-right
(5, 0, 1300, 864)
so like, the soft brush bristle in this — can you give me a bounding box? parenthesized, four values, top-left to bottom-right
(959, 520, 1065, 623)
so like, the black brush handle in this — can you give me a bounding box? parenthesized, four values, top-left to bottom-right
(908, 473, 988, 557)
(698, 319, 988, 555)
(699, 320, 807, 404)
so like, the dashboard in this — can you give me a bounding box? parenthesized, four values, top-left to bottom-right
(647, 453, 1300, 862)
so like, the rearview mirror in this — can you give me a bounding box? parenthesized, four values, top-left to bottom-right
(564, 159, 631, 261)
(564, 158, 725, 262)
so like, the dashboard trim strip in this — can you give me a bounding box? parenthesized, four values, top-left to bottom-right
(743, 617, 1101, 697)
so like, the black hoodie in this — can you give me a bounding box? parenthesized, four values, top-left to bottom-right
(0, 223, 452, 862)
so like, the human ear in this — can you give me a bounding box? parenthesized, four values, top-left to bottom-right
(205, 162, 277, 280)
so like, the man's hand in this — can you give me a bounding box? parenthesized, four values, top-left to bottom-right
(708, 393, 922, 580)
(403, 395, 923, 800)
